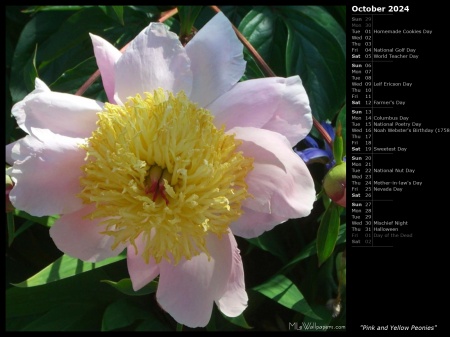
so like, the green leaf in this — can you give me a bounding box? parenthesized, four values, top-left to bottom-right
(99, 6, 125, 26)
(238, 6, 346, 121)
(49, 57, 98, 93)
(10, 6, 148, 101)
(7, 212, 15, 246)
(301, 304, 334, 331)
(135, 317, 172, 331)
(221, 312, 253, 329)
(20, 302, 102, 331)
(102, 278, 157, 296)
(6, 264, 126, 319)
(22, 6, 94, 13)
(13, 209, 58, 227)
(317, 204, 341, 266)
(12, 252, 126, 288)
(112, 6, 125, 25)
(5, 71, 15, 143)
(279, 6, 346, 121)
(11, 220, 36, 241)
(37, 7, 116, 68)
(281, 224, 346, 273)
(322, 5, 346, 30)
(177, 6, 203, 41)
(246, 229, 290, 263)
(220, 6, 253, 27)
(239, 7, 288, 77)
(253, 274, 321, 319)
(18, 38, 38, 97)
(102, 298, 151, 331)
(241, 53, 265, 81)
(36, 8, 120, 86)
(10, 10, 73, 103)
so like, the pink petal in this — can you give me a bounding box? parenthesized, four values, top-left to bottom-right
(230, 126, 316, 220)
(90, 33, 122, 103)
(156, 232, 233, 328)
(215, 233, 248, 317)
(8, 130, 86, 216)
(6, 140, 19, 166)
(12, 78, 103, 139)
(185, 11, 245, 107)
(114, 22, 193, 103)
(230, 207, 288, 239)
(50, 204, 126, 262)
(208, 76, 312, 146)
(127, 234, 160, 291)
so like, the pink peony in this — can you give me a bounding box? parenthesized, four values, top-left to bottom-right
(6, 12, 315, 328)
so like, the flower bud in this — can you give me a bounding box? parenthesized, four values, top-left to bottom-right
(323, 163, 346, 207)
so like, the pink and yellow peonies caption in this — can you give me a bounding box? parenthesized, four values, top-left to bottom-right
(6, 12, 315, 328)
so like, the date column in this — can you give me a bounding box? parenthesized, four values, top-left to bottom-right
(350, 13, 373, 247)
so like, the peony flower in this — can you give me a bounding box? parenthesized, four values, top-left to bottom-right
(6, 12, 315, 328)
(323, 162, 346, 207)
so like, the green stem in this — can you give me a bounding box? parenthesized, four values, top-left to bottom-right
(176, 323, 183, 331)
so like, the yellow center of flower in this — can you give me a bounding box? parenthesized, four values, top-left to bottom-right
(78, 89, 253, 264)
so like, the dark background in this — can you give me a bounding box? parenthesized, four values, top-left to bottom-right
(348, 2, 444, 334)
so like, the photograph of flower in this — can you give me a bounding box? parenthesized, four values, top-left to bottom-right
(6, 6, 346, 331)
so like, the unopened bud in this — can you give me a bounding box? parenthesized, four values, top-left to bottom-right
(323, 163, 346, 207)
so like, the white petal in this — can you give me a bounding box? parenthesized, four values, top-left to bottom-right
(114, 22, 193, 103)
(186, 11, 245, 106)
(156, 233, 233, 328)
(215, 232, 248, 317)
(230, 127, 316, 219)
(50, 204, 126, 262)
(208, 76, 312, 146)
(230, 207, 288, 239)
(6, 140, 19, 166)
(34, 77, 51, 92)
(127, 234, 160, 291)
(8, 130, 86, 216)
(90, 33, 122, 103)
(12, 78, 103, 139)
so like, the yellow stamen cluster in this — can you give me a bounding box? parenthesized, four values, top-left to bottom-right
(78, 89, 253, 264)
